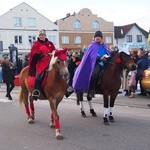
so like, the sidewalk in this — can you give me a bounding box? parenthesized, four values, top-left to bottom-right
(0, 83, 150, 109)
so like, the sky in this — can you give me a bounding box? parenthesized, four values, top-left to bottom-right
(0, 0, 150, 31)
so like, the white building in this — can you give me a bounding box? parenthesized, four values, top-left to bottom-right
(114, 23, 149, 53)
(0, 2, 59, 56)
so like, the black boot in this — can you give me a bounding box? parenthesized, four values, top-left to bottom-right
(8, 94, 13, 100)
(32, 73, 43, 100)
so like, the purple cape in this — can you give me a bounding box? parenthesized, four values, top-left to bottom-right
(72, 41, 110, 92)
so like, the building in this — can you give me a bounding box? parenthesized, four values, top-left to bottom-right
(114, 23, 149, 53)
(56, 8, 114, 52)
(0, 2, 59, 57)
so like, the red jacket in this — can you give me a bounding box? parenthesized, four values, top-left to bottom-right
(29, 38, 55, 76)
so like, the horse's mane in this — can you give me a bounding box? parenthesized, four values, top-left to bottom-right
(106, 51, 130, 67)
(104, 51, 118, 69)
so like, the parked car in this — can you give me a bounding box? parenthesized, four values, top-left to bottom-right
(141, 68, 150, 95)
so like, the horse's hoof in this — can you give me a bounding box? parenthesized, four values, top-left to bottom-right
(81, 111, 86, 117)
(103, 117, 109, 125)
(50, 121, 55, 128)
(109, 116, 115, 122)
(90, 109, 97, 117)
(55, 129, 64, 140)
(30, 114, 35, 120)
(28, 117, 34, 124)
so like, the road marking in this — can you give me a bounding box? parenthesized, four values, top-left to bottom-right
(0, 98, 13, 102)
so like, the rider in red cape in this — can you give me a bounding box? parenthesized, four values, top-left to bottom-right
(28, 29, 55, 100)
(73, 30, 110, 93)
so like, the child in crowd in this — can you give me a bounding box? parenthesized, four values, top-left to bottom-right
(128, 69, 137, 98)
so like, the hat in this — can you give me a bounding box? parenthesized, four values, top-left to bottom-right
(72, 52, 79, 57)
(38, 29, 46, 36)
(94, 30, 103, 38)
(55, 49, 68, 61)
(138, 48, 146, 54)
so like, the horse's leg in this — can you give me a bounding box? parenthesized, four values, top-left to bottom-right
(87, 91, 97, 117)
(25, 96, 34, 124)
(77, 92, 86, 117)
(29, 96, 35, 120)
(50, 113, 55, 128)
(103, 94, 109, 125)
(50, 101, 63, 140)
(109, 94, 118, 122)
(24, 98, 34, 124)
(76, 92, 80, 105)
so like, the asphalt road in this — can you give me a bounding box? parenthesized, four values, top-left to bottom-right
(0, 86, 150, 150)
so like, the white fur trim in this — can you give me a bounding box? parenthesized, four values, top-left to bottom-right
(109, 107, 113, 116)
(103, 107, 108, 118)
(80, 101, 84, 111)
(88, 101, 93, 110)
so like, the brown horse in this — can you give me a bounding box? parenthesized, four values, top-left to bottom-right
(19, 49, 69, 140)
(76, 51, 136, 125)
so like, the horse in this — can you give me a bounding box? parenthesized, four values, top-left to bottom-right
(76, 51, 137, 125)
(19, 49, 69, 140)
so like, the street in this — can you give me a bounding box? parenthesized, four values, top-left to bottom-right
(0, 85, 150, 150)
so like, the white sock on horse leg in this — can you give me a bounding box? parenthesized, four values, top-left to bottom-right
(88, 100, 93, 110)
(80, 101, 84, 111)
(109, 107, 113, 116)
(103, 107, 109, 118)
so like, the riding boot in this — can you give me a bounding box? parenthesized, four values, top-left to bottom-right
(32, 73, 43, 100)
(98, 68, 103, 85)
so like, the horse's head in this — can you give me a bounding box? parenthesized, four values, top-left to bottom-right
(49, 48, 69, 79)
(117, 52, 137, 70)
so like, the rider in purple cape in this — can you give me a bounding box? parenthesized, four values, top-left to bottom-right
(73, 32, 110, 92)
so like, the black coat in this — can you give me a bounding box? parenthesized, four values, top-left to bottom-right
(2, 61, 15, 83)
(136, 54, 149, 80)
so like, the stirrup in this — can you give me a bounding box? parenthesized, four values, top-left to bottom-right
(32, 89, 40, 97)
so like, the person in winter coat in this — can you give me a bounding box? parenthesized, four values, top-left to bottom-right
(73, 30, 110, 98)
(67, 52, 81, 91)
(2, 57, 15, 100)
(136, 48, 149, 96)
(28, 29, 56, 100)
(22, 54, 29, 68)
(128, 69, 137, 98)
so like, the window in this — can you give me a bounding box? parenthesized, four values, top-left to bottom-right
(105, 36, 112, 44)
(74, 36, 81, 44)
(14, 17, 22, 27)
(92, 20, 100, 29)
(28, 36, 36, 44)
(126, 35, 132, 42)
(62, 36, 69, 44)
(14, 35, 22, 44)
(28, 18, 36, 27)
(137, 35, 142, 42)
(48, 35, 56, 45)
(73, 20, 81, 28)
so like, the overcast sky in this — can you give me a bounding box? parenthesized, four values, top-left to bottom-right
(0, 0, 149, 31)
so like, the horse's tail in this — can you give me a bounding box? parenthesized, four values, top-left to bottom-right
(19, 87, 24, 105)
